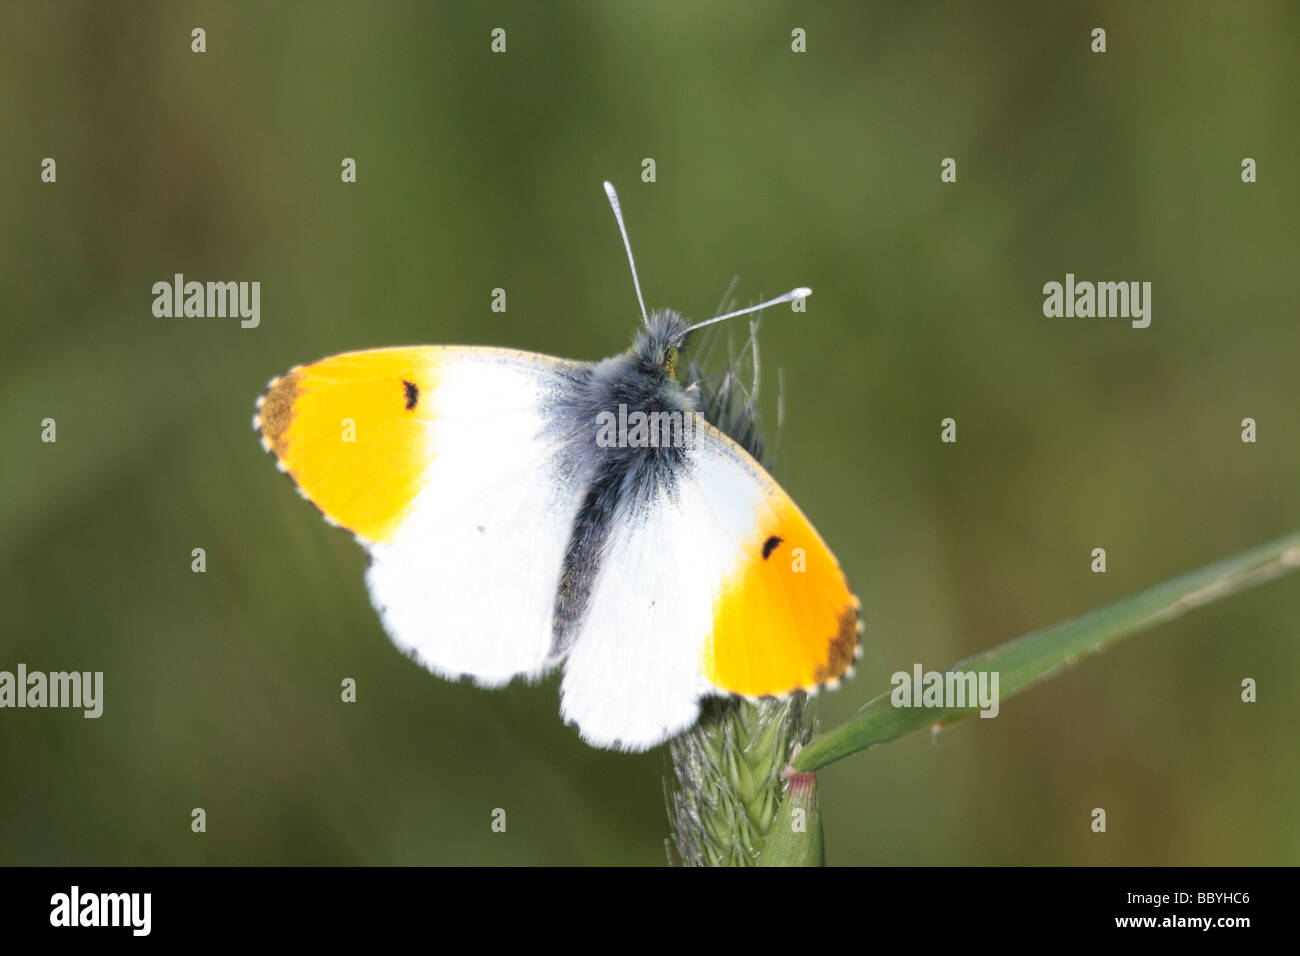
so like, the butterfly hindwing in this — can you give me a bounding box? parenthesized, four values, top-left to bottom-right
(256, 346, 594, 686)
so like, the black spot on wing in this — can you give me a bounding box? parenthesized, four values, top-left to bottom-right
(402, 380, 419, 410)
(762, 535, 783, 560)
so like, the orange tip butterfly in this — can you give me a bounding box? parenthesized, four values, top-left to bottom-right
(254, 182, 861, 751)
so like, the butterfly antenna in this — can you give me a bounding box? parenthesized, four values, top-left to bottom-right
(684, 287, 811, 334)
(747, 317, 761, 404)
(603, 181, 649, 329)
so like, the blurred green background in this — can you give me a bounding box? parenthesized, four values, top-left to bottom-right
(2, 1, 1297, 865)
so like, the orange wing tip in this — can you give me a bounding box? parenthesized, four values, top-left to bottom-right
(252, 354, 434, 544)
(811, 601, 862, 680)
(730, 598, 862, 704)
(252, 368, 303, 460)
(252, 365, 345, 531)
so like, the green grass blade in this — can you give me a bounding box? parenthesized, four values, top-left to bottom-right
(794, 529, 1300, 772)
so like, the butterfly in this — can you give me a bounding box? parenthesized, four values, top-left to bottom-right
(254, 183, 860, 751)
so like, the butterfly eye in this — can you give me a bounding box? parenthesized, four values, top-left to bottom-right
(663, 346, 680, 377)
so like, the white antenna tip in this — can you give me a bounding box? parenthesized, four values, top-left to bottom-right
(602, 180, 648, 326)
(793, 287, 812, 300)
